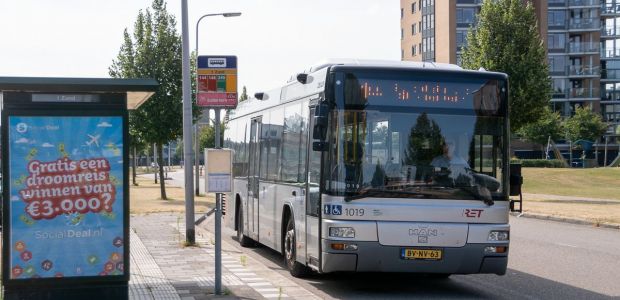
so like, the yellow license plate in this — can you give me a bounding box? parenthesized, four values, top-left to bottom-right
(401, 248, 443, 260)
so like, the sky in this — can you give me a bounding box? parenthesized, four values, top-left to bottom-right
(0, 0, 400, 95)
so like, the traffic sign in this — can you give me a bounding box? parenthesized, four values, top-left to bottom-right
(197, 56, 237, 108)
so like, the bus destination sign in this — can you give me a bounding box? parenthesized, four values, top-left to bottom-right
(197, 55, 238, 108)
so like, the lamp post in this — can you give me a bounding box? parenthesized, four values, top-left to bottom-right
(194, 11, 241, 296)
(194, 12, 241, 197)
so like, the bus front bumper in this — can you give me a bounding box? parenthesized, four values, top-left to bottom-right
(321, 240, 508, 275)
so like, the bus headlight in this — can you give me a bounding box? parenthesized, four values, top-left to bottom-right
(488, 230, 509, 241)
(329, 227, 355, 238)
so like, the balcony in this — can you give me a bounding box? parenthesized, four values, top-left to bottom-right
(601, 26, 620, 37)
(601, 69, 620, 81)
(601, 49, 620, 59)
(569, 87, 600, 99)
(568, 65, 600, 77)
(602, 4, 620, 15)
(456, 0, 482, 5)
(569, 18, 600, 31)
(568, 0, 599, 7)
(567, 42, 599, 54)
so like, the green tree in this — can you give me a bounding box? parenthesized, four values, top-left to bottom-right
(564, 106, 608, 143)
(239, 86, 249, 102)
(461, 0, 551, 132)
(404, 113, 444, 180)
(109, 0, 193, 199)
(517, 107, 564, 157)
(198, 122, 226, 149)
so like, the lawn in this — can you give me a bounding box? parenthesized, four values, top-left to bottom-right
(521, 167, 620, 200)
(129, 177, 214, 214)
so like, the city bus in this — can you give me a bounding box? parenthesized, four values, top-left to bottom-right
(223, 59, 512, 277)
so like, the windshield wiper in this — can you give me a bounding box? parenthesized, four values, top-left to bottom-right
(345, 188, 430, 201)
(452, 185, 495, 206)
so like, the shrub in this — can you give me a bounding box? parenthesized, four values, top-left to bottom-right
(510, 159, 566, 168)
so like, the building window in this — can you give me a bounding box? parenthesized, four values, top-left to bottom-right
(412, 2, 416, 13)
(412, 45, 417, 56)
(401, 28, 403, 40)
(548, 33, 566, 50)
(548, 56, 567, 74)
(412, 23, 416, 35)
(457, 30, 467, 49)
(548, 11, 566, 27)
(401, 8, 403, 19)
(457, 8, 476, 25)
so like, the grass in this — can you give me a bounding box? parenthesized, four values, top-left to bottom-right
(129, 177, 214, 214)
(521, 167, 620, 200)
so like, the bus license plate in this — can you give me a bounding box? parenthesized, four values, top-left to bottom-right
(401, 248, 442, 260)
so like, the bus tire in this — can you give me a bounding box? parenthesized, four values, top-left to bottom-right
(284, 217, 309, 278)
(237, 205, 254, 247)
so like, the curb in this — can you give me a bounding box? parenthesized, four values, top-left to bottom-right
(510, 211, 620, 230)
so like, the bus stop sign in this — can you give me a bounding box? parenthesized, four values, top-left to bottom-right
(197, 56, 238, 108)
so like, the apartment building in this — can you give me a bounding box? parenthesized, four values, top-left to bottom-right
(401, 0, 619, 144)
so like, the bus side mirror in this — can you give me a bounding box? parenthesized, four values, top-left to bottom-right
(509, 163, 523, 196)
(312, 102, 329, 141)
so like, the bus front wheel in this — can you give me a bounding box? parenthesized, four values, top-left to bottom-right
(284, 217, 309, 278)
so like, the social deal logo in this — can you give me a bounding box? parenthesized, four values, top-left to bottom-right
(208, 58, 227, 68)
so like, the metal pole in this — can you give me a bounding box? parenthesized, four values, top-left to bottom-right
(214, 108, 222, 294)
(195, 123, 201, 196)
(215, 109, 221, 148)
(194, 13, 240, 296)
(153, 143, 158, 183)
(181, 0, 195, 244)
(168, 141, 171, 168)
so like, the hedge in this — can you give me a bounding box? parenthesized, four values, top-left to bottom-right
(510, 159, 566, 168)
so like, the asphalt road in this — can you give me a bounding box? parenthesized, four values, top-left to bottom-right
(169, 170, 620, 299)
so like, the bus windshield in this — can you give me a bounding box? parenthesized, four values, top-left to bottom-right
(325, 71, 508, 202)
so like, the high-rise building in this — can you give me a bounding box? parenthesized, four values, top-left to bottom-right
(401, 0, 619, 144)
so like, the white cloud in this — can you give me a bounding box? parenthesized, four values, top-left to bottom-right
(42, 143, 54, 148)
(15, 138, 29, 144)
(97, 122, 113, 128)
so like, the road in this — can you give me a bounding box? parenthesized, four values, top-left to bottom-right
(169, 170, 620, 299)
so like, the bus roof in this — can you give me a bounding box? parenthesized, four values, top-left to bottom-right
(231, 59, 505, 120)
(288, 58, 464, 80)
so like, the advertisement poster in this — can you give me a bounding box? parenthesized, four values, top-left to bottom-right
(8, 116, 124, 279)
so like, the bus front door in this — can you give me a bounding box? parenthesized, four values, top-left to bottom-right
(306, 107, 321, 270)
(247, 117, 261, 240)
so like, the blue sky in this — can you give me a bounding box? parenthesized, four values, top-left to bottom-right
(0, 0, 399, 95)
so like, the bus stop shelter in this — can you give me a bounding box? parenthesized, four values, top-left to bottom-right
(0, 77, 157, 300)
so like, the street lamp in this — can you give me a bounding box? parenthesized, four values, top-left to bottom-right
(195, 12, 241, 197)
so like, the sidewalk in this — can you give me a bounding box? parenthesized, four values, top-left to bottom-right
(129, 212, 319, 300)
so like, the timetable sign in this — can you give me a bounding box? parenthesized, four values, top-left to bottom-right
(197, 55, 238, 108)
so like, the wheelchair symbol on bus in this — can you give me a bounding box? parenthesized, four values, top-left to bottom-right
(324, 204, 342, 216)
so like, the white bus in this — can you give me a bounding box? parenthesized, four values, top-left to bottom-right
(224, 59, 513, 277)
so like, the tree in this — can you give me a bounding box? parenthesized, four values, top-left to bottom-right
(517, 107, 564, 157)
(198, 122, 226, 150)
(404, 113, 444, 180)
(239, 86, 249, 102)
(564, 106, 608, 143)
(461, 0, 551, 132)
(109, 0, 189, 200)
